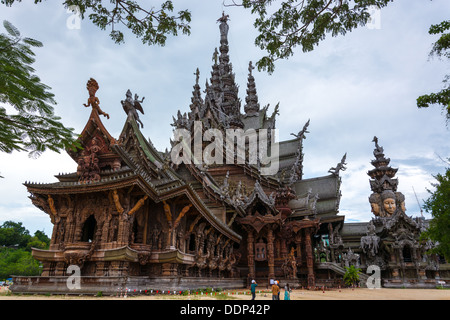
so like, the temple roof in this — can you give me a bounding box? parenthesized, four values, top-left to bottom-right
(293, 174, 342, 217)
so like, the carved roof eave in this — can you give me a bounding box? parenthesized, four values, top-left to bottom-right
(67, 109, 118, 161)
(117, 114, 171, 177)
(236, 212, 284, 234)
(24, 172, 158, 199)
(25, 170, 241, 243)
(380, 211, 421, 233)
(158, 183, 242, 243)
(242, 181, 276, 211)
(237, 163, 282, 188)
(284, 218, 321, 233)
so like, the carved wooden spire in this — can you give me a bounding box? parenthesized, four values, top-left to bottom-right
(368, 136, 398, 193)
(209, 13, 242, 128)
(190, 68, 203, 115)
(244, 61, 260, 116)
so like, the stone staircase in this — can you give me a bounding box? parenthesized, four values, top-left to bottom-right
(316, 262, 369, 287)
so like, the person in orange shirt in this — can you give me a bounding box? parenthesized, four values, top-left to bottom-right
(272, 281, 280, 300)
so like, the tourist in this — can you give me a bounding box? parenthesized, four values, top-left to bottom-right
(277, 281, 281, 300)
(284, 283, 291, 300)
(272, 281, 280, 300)
(250, 280, 258, 300)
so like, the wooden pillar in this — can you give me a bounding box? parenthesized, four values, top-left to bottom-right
(142, 210, 149, 245)
(247, 230, 255, 279)
(280, 238, 288, 259)
(102, 216, 110, 243)
(50, 221, 58, 246)
(295, 239, 302, 265)
(267, 228, 275, 280)
(304, 228, 315, 288)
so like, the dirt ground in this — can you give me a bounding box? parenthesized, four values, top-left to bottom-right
(1, 286, 449, 300)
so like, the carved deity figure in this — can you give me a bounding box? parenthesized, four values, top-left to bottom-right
(217, 12, 230, 39)
(121, 89, 145, 128)
(83, 78, 110, 119)
(77, 137, 102, 183)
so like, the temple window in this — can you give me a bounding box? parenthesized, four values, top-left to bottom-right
(403, 246, 412, 263)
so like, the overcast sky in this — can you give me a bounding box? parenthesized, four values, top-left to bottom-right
(1, 0, 449, 235)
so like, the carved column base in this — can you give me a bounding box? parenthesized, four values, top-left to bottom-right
(55, 262, 66, 276)
(308, 274, 315, 288)
(162, 263, 178, 276)
(41, 262, 51, 277)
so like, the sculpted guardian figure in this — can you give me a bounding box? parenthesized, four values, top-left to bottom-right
(121, 89, 145, 128)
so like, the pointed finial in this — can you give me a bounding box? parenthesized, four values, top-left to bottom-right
(248, 61, 254, 75)
(194, 68, 200, 85)
(217, 11, 230, 24)
(217, 12, 230, 40)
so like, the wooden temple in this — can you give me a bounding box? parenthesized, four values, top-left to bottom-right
(10, 15, 344, 294)
(14, 14, 446, 294)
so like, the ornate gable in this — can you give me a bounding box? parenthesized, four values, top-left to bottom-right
(68, 79, 122, 183)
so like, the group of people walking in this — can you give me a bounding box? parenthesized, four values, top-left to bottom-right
(250, 280, 291, 300)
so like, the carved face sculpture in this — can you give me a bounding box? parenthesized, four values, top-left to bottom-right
(401, 201, 406, 213)
(369, 193, 381, 216)
(383, 198, 396, 215)
(371, 203, 380, 216)
(380, 190, 397, 216)
(395, 192, 406, 214)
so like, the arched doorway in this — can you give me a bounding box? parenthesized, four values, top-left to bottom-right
(81, 215, 97, 242)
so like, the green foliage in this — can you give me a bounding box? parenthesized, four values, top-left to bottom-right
(0, 20, 80, 160)
(0, 248, 42, 280)
(1, 0, 191, 47)
(343, 265, 361, 287)
(0, 221, 30, 248)
(421, 165, 450, 261)
(0, 221, 50, 280)
(226, 0, 393, 73)
(0, 220, 50, 251)
(417, 20, 450, 120)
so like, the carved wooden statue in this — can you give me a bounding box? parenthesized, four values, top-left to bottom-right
(83, 78, 110, 119)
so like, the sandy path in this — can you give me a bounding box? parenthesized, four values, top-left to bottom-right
(1, 286, 449, 300)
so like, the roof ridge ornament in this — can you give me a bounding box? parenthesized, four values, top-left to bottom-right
(83, 78, 110, 119)
(217, 12, 230, 38)
(121, 89, 145, 128)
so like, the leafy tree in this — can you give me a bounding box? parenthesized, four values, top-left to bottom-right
(421, 165, 450, 261)
(343, 265, 361, 287)
(3, 0, 394, 74)
(0, 222, 49, 279)
(1, 0, 192, 47)
(225, 0, 393, 73)
(0, 20, 79, 160)
(0, 248, 42, 280)
(0, 221, 50, 250)
(0, 221, 31, 248)
(417, 20, 450, 121)
(33, 230, 50, 248)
